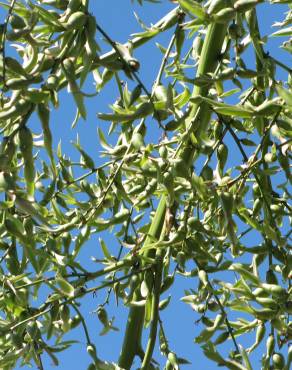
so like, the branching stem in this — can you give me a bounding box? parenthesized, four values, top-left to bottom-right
(9, 264, 153, 332)
(119, 18, 229, 370)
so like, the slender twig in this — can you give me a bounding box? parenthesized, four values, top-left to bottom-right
(83, 145, 131, 223)
(285, 228, 292, 240)
(153, 30, 178, 92)
(51, 159, 114, 200)
(100, 206, 134, 308)
(95, 22, 149, 97)
(280, 200, 292, 213)
(211, 289, 240, 353)
(0, 259, 130, 299)
(9, 264, 153, 332)
(277, 137, 292, 149)
(238, 225, 255, 240)
(95, 20, 168, 132)
(200, 126, 228, 176)
(225, 123, 248, 161)
(70, 303, 92, 344)
(240, 87, 256, 106)
(223, 116, 283, 232)
(171, 45, 193, 88)
(193, 255, 240, 353)
(34, 341, 44, 370)
(79, 19, 191, 229)
(158, 315, 169, 353)
(267, 54, 292, 74)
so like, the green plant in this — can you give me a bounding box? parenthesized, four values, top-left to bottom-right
(0, 0, 291, 369)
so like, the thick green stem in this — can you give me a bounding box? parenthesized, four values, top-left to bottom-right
(141, 249, 164, 370)
(118, 21, 228, 370)
(118, 198, 166, 369)
(187, 22, 228, 138)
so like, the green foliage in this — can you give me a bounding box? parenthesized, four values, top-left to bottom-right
(0, 0, 291, 369)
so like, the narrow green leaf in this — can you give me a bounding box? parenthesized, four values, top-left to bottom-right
(72, 142, 95, 169)
(271, 26, 292, 37)
(178, 0, 206, 20)
(99, 238, 113, 261)
(191, 95, 254, 117)
(98, 102, 153, 122)
(276, 84, 292, 107)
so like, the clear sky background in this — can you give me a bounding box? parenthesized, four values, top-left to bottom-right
(1, 0, 288, 369)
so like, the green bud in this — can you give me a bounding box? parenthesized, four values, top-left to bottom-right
(10, 14, 26, 29)
(63, 11, 88, 30)
(252, 198, 262, 215)
(97, 307, 108, 327)
(266, 334, 275, 357)
(131, 132, 144, 150)
(272, 353, 285, 368)
(159, 145, 168, 159)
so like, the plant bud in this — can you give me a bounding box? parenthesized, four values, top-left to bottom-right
(19, 126, 35, 196)
(252, 198, 262, 215)
(97, 307, 108, 327)
(46, 74, 59, 89)
(266, 334, 275, 357)
(131, 132, 144, 150)
(159, 145, 168, 159)
(64, 11, 88, 30)
(272, 353, 285, 368)
(10, 14, 26, 29)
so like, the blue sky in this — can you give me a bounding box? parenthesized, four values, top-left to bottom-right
(0, 0, 289, 369)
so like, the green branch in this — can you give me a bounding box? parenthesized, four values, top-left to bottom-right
(118, 18, 229, 370)
(8, 264, 153, 332)
(58, 7, 181, 91)
(118, 198, 167, 369)
(0, 259, 131, 299)
(141, 249, 164, 369)
(70, 303, 92, 345)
